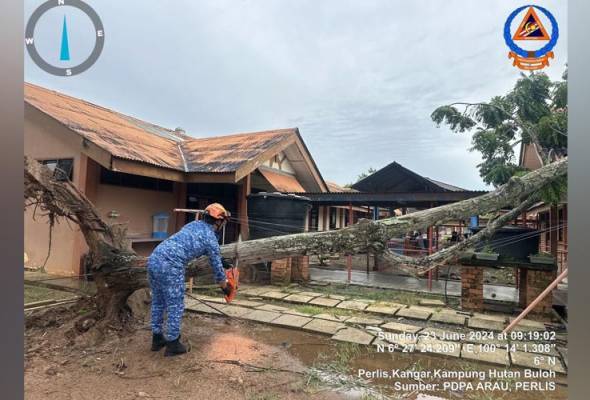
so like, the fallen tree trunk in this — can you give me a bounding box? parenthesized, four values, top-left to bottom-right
(24, 156, 566, 322)
(189, 158, 566, 271)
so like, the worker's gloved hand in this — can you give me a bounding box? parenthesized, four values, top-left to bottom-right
(222, 258, 234, 270)
(219, 280, 232, 296)
(221, 284, 232, 296)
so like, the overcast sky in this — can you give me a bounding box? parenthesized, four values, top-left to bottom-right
(25, 0, 567, 190)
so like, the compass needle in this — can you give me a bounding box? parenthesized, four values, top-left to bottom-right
(60, 15, 70, 61)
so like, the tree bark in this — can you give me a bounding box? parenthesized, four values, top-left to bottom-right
(188, 158, 566, 271)
(25, 157, 145, 322)
(24, 157, 566, 321)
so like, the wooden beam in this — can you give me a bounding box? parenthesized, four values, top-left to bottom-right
(80, 138, 112, 170)
(174, 182, 187, 232)
(112, 158, 185, 182)
(185, 172, 236, 183)
(234, 136, 296, 182)
(237, 174, 251, 240)
(289, 138, 328, 192)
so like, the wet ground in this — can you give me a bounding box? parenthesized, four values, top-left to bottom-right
(25, 297, 567, 400)
(25, 309, 344, 400)
(246, 320, 568, 400)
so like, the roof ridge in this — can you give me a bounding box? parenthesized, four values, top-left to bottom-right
(185, 127, 297, 143)
(424, 177, 465, 191)
(177, 143, 189, 172)
(24, 82, 188, 143)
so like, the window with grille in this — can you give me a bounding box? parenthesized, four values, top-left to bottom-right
(40, 158, 74, 181)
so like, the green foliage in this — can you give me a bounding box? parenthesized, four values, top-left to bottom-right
(345, 167, 377, 187)
(356, 167, 377, 182)
(431, 106, 476, 132)
(538, 175, 567, 205)
(432, 70, 568, 189)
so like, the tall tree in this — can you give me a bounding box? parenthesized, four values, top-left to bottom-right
(431, 70, 567, 188)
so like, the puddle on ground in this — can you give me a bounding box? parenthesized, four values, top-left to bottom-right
(193, 316, 567, 400)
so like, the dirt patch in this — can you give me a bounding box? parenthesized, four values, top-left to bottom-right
(25, 304, 346, 400)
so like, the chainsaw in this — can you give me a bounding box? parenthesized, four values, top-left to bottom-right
(222, 258, 239, 303)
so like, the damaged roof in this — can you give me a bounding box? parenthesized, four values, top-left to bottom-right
(180, 129, 294, 173)
(24, 83, 299, 174)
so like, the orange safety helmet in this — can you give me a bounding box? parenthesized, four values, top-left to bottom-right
(204, 203, 231, 220)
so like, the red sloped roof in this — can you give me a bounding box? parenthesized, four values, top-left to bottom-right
(25, 83, 297, 173)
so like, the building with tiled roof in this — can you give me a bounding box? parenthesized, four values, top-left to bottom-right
(24, 83, 326, 276)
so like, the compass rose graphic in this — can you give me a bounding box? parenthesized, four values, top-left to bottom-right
(25, 0, 104, 77)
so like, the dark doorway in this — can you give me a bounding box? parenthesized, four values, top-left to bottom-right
(186, 183, 239, 243)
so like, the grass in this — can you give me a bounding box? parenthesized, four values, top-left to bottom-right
(333, 343, 362, 371)
(293, 305, 325, 315)
(304, 283, 445, 306)
(311, 342, 362, 375)
(24, 285, 73, 304)
(293, 304, 354, 317)
(305, 343, 389, 397)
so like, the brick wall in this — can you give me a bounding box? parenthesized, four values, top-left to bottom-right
(461, 266, 484, 311)
(290, 256, 310, 282)
(270, 258, 292, 285)
(520, 269, 557, 319)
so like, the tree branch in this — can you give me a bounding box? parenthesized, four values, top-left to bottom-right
(379, 194, 540, 276)
(449, 102, 550, 165)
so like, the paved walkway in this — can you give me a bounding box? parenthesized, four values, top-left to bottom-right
(310, 267, 567, 306)
(185, 284, 568, 375)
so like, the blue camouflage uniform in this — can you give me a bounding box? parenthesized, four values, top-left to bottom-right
(147, 220, 226, 340)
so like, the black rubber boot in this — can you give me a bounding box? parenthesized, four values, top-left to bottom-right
(151, 333, 167, 351)
(164, 335, 187, 357)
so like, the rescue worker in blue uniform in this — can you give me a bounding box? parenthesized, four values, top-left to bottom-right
(147, 203, 231, 356)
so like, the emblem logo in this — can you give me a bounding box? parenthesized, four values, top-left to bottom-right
(504, 5, 558, 71)
(25, 0, 104, 77)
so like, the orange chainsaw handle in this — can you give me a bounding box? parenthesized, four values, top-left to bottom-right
(223, 267, 239, 303)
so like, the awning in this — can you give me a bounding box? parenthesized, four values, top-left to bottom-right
(259, 168, 305, 193)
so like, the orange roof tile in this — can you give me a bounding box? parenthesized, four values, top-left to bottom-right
(25, 83, 187, 170)
(24, 83, 298, 174)
(181, 129, 295, 173)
